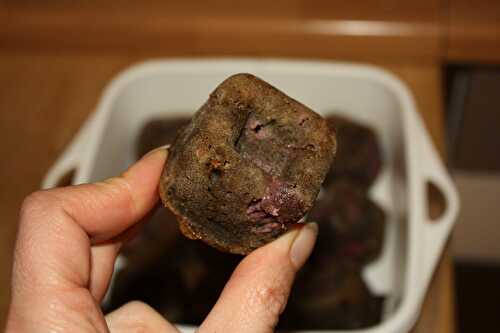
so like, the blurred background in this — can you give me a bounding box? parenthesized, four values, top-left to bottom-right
(1, 1, 499, 332)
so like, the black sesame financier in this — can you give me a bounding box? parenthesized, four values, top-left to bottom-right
(159, 73, 337, 254)
(324, 115, 382, 188)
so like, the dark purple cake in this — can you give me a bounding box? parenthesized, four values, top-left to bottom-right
(308, 180, 386, 267)
(325, 115, 382, 188)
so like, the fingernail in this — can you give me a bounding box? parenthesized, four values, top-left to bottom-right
(144, 144, 170, 158)
(289, 222, 318, 270)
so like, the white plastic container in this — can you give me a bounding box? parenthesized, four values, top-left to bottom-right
(43, 59, 459, 333)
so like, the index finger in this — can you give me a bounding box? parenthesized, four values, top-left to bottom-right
(24, 147, 168, 242)
(13, 148, 166, 292)
(8, 148, 168, 332)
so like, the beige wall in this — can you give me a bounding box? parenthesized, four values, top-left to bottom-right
(452, 172, 500, 262)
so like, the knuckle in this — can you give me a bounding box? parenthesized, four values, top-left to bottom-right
(20, 191, 49, 217)
(253, 284, 289, 318)
(125, 320, 150, 333)
(101, 176, 138, 216)
(124, 300, 151, 312)
(19, 190, 62, 227)
(17, 190, 66, 259)
(119, 301, 160, 333)
(102, 176, 127, 188)
(109, 175, 133, 195)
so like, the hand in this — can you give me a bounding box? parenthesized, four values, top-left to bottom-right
(6, 147, 318, 333)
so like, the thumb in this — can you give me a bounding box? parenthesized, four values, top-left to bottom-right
(198, 222, 318, 333)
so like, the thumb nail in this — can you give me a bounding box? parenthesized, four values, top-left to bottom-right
(289, 222, 318, 270)
(143, 144, 170, 159)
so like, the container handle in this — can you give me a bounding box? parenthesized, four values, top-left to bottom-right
(42, 113, 95, 189)
(414, 116, 459, 291)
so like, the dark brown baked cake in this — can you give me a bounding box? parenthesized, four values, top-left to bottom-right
(105, 249, 187, 322)
(181, 250, 239, 324)
(107, 221, 241, 323)
(308, 180, 386, 267)
(325, 115, 382, 188)
(120, 207, 180, 276)
(122, 116, 193, 274)
(136, 117, 191, 157)
(283, 262, 382, 330)
(159, 73, 337, 254)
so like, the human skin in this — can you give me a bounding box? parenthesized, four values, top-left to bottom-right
(5, 147, 317, 333)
